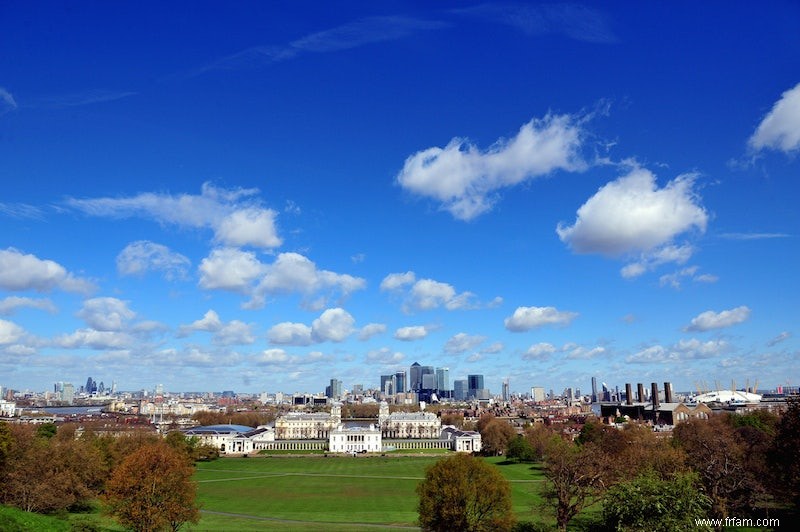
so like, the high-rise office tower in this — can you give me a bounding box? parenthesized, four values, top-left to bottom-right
(394, 371, 406, 394)
(435, 367, 450, 394)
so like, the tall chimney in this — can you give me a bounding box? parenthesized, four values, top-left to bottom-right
(625, 383, 633, 405)
(637, 383, 645, 403)
(664, 382, 674, 403)
(651, 382, 660, 408)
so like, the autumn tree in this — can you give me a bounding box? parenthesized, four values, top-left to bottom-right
(104, 441, 200, 531)
(771, 397, 800, 507)
(480, 418, 517, 456)
(417, 453, 515, 532)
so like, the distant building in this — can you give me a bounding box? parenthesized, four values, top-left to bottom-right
(0, 399, 16, 417)
(275, 404, 341, 439)
(436, 367, 450, 395)
(454, 380, 468, 401)
(440, 426, 482, 453)
(378, 401, 440, 438)
(531, 386, 546, 402)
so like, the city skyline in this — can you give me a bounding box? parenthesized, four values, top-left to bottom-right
(1, 3, 798, 394)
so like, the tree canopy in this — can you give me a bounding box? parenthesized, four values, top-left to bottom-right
(417, 453, 515, 532)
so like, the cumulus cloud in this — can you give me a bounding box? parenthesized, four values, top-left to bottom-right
(748, 82, 800, 153)
(380, 271, 416, 291)
(504, 306, 578, 332)
(627, 338, 728, 363)
(523, 342, 556, 360)
(257, 348, 291, 364)
(267, 308, 355, 345)
(564, 344, 606, 360)
(444, 333, 487, 354)
(53, 329, 135, 350)
(397, 114, 587, 220)
(250, 252, 365, 310)
(0, 248, 95, 294)
(557, 166, 708, 275)
(117, 241, 190, 280)
(0, 296, 57, 316)
(178, 310, 223, 336)
(381, 271, 489, 312)
(77, 298, 135, 331)
(358, 323, 387, 341)
(66, 182, 282, 249)
(394, 325, 430, 341)
(198, 248, 264, 292)
(685, 306, 751, 332)
(0, 319, 25, 345)
(366, 347, 406, 365)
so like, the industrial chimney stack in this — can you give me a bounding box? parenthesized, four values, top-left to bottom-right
(664, 382, 674, 403)
(651, 382, 660, 408)
(637, 383, 645, 403)
(625, 383, 633, 405)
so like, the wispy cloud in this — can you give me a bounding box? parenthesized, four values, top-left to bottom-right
(453, 3, 617, 43)
(0, 202, 45, 220)
(0, 87, 17, 116)
(31, 89, 136, 109)
(719, 232, 791, 240)
(190, 16, 445, 76)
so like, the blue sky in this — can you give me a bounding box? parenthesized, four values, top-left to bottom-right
(1, 2, 798, 395)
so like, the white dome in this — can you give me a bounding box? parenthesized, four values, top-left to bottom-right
(692, 390, 761, 404)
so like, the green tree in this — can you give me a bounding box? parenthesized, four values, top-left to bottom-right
(541, 436, 609, 531)
(602, 470, 712, 531)
(506, 435, 535, 462)
(104, 442, 200, 532)
(417, 453, 515, 532)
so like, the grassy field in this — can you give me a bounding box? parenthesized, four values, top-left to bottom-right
(190, 455, 549, 531)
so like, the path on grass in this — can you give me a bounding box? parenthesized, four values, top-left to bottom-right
(200, 509, 421, 530)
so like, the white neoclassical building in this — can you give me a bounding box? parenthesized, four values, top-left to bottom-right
(0, 400, 16, 417)
(275, 404, 341, 439)
(378, 401, 441, 438)
(182, 424, 260, 455)
(328, 424, 382, 453)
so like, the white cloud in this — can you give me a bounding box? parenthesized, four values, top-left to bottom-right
(504, 306, 578, 332)
(117, 241, 190, 280)
(0, 319, 25, 345)
(178, 310, 223, 336)
(77, 298, 135, 331)
(685, 306, 751, 332)
(380, 271, 416, 291)
(257, 348, 291, 364)
(481, 341, 504, 354)
(565, 345, 606, 360)
(627, 338, 728, 363)
(198, 248, 265, 292)
(214, 321, 255, 346)
(54, 329, 135, 350)
(444, 333, 486, 354)
(397, 114, 586, 220)
(266, 308, 355, 345)
(394, 325, 429, 341)
(523, 342, 556, 360)
(0, 296, 57, 316)
(67, 182, 282, 249)
(557, 166, 707, 273)
(0, 248, 95, 294)
(311, 308, 355, 342)
(358, 323, 387, 341)
(250, 252, 365, 309)
(366, 347, 406, 365)
(267, 322, 313, 346)
(215, 208, 282, 248)
(748, 82, 800, 153)
(382, 271, 485, 312)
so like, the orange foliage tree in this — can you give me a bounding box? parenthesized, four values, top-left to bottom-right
(104, 441, 200, 531)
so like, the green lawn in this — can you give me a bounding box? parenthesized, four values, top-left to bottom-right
(190, 455, 549, 531)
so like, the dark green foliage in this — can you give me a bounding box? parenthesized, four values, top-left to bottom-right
(506, 435, 536, 462)
(35, 423, 57, 440)
(602, 470, 711, 531)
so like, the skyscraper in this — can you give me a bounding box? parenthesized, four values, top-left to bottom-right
(380, 375, 394, 396)
(453, 379, 468, 401)
(502, 379, 510, 401)
(467, 374, 485, 399)
(591, 376, 598, 403)
(435, 367, 450, 394)
(409, 362, 422, 391)
(394, 371, 406, 394)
